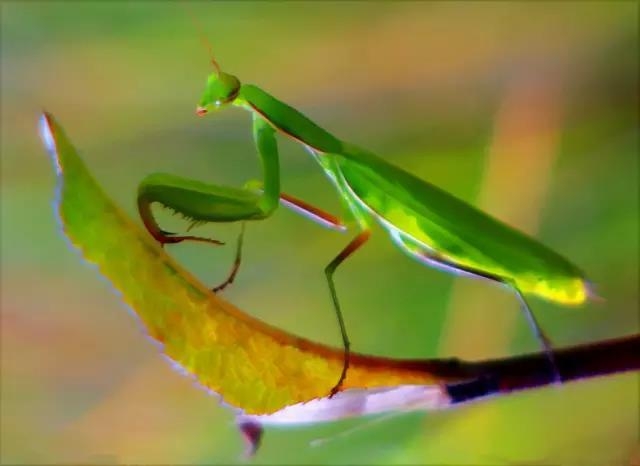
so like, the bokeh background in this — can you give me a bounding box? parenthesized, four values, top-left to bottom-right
(1, 1, 638, 464)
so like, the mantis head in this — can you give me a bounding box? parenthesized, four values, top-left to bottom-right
(196, 70, 241, 116)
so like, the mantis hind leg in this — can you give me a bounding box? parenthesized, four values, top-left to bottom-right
(477, 276, 560, 382)
(509, 286, 560, 381)
(392, 232, 560, 382)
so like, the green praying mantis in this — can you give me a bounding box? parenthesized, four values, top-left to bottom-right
(137, 52, 594, 396)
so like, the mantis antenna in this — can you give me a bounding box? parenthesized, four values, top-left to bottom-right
(181, 3, 221, 74)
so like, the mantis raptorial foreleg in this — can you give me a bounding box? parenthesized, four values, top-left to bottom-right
(137, 116, 280, 286)
(138, 113, 348, 294)
(137, 176, 260, 244)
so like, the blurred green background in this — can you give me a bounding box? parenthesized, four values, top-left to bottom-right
(1, 1, 638, 464)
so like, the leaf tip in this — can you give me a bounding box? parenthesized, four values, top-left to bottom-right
(38, 111, 62, 175)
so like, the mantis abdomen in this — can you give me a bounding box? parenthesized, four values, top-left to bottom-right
(334, 154, 590, 305)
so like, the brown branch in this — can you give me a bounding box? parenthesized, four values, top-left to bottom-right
(437, 333, 640, 403)
(239, 334, 639, 456)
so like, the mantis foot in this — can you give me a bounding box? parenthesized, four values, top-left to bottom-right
(211, 223, 245, 293)
(156, 229, 225, 247)
(328, 383, 343, 399)
(328, 359, 349, 398)
(212, 275, 236, 293)
(211, 254, 241, 292)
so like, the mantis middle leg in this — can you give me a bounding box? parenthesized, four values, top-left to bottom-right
(213, 193, 347, 293)
(325, 230, 371, 396)
(316, 156, 374, 396)
(212, 221, 246, 293)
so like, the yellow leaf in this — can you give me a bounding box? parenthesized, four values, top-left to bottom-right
(39, 112, 457, 415)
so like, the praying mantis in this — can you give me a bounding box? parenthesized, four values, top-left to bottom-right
(137, 53, 594, 396)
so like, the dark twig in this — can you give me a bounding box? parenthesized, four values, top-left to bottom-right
(438, 334, 640, 403)
(238, 334, 639, 456)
